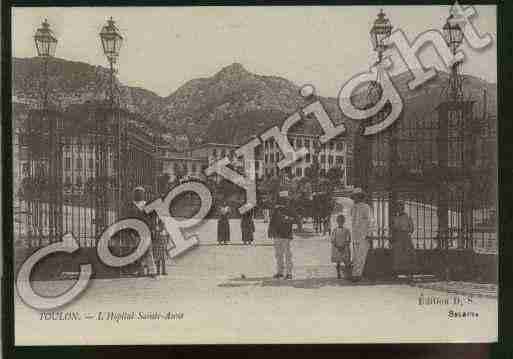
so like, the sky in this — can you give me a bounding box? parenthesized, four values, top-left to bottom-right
(12, 5, 497, 98)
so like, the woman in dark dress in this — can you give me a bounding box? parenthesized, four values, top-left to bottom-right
(153, 218, 169, 276)
(241, 210, 255, 244)
(391, 202, 416, 281)
(217, 204, 231, 245)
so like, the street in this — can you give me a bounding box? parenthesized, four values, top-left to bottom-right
(15, 220, 497, 345)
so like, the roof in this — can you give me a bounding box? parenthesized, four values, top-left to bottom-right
(159, 155, 207, 162)
(189, 142, 240, 150)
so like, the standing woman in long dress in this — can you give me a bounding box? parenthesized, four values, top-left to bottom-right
(350, 192, 372, 282)
(218, 203, 231, 245)
(391, 202, 416, 281)
(241, 209, 255, 244)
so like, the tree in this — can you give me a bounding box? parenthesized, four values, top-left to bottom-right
(326, 167, 344, 186)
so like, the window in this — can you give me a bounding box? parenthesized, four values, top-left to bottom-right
(76, 158, 82, 170)
(255, 161, 260, 170)
(191, 163, 197, 173)
(65, 158, 71, 171)
(296, 167, 303, 177)
(296, 138, 303, 148)
(276, 152, 281, 161)
(336, 142, 344, 151)
(328, 155, 334, 164)
(65, 176, 72, 186)
(306, 153, 311, 163)
(336, 156, 344, 164)
(76, 176, 82, 187)
(304, 139, 310, 148)
(329, 142, 335, 151)
(270, 153, 274, 163)
(213, 149, 217, 157)
(264, 154, 268, 163)
(88, 158, 94, 170)
(321, 155, 326, 163)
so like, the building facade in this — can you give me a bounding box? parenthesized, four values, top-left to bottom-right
(262, 132, 352, 185)
(15, 103, 158, 243)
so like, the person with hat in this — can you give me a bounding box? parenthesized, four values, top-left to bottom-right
(268, 190, 296, 279)
(350, 190, 372, 282)
(123, 186, 158, 278)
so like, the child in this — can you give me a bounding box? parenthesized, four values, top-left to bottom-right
(330, 214, 351, 279)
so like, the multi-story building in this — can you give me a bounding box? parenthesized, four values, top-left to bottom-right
(158, 141, 266, 183)
(158, 147, 208, 182)
(188, 142, 240, 165)
(262, 132, 351, 185)
(17, 104, 158, 196)
(189, 142, 264, 180)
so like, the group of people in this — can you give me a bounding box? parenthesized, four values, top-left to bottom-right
(267, 190, 417, 282)
(114, 186, 170, 278)
(217, 204, 256, 245)
(329, 193, 417, 282)
(118, 185, 416, 282)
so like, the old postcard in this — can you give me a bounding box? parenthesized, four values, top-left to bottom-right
(11, 4, 497, 345)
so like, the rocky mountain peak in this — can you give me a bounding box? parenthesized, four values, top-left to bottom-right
(215, 62, 250, 79)
(12, 56, 496, 149)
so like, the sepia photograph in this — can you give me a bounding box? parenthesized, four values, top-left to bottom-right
(10, 4, 497, 345)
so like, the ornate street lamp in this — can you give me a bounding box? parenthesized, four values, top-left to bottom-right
(99, 17, 123, 103)
(367, 9, 393, 106)
(442, 13, 464, 101)
(34, 19, 58, 58)
(34, 19, 57, 107)
(443, 14, 464, 55)
(33, 19, 60, 242)
(369, 9, 393, 64)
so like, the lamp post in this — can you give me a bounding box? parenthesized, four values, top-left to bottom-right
(34, 19, 60, 243)
(440, 9, 474, 253)
(442, 13, 464, 102)
(370, 9, 393, 67)
(368, 9, 396, 246)
(98, 17, 124, 234)
(358, 10, 393, 195)
(34, 19, 58, 109)
(99, 17, 123, 106)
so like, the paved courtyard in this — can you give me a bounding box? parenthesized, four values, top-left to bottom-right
(15, 219, 497, 345)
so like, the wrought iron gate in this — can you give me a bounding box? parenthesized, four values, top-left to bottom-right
(352, 93, 497, 279)
(16, 102, 158, 248)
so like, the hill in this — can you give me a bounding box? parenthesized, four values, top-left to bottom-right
(12, 57, 496, 148)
